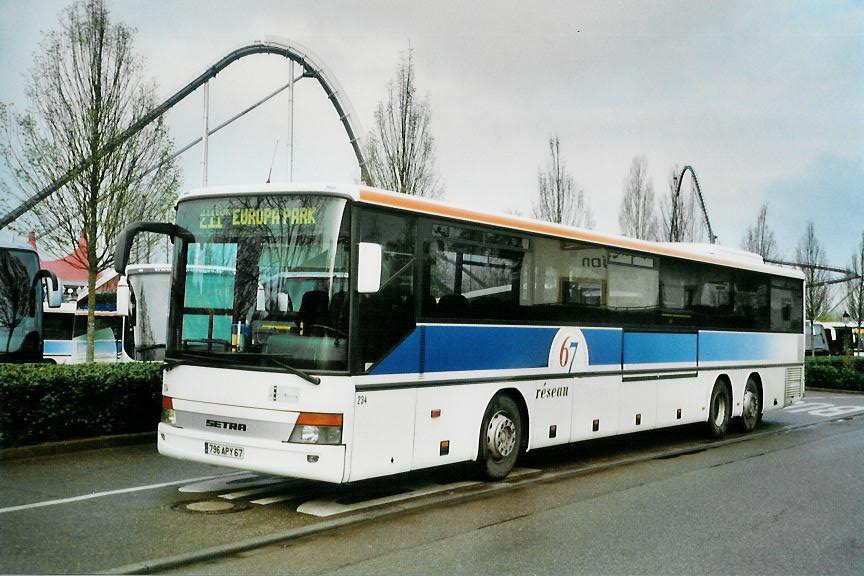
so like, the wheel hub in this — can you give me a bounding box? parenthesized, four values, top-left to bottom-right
(713, 395, 727, 427)
(743, 390, 758, 420)
(486, 411, 516, 460)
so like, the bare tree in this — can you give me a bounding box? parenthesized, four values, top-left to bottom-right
(363, 49, 442, 198)
(741, 203, 778, 259)
(532, 136, 595, 228)
(618, 156, 658, 240)
(796, 222, 831, 321)
(0, 0, 179, 361)
(846, 231, 864, 350)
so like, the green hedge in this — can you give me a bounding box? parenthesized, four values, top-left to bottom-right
(805, 356, 864, 392)
(0, 362, 162, 448)
(2, 358, 857, 448)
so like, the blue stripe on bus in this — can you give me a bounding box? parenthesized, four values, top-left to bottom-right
(371, 325, 625, 375)
(423, 326, 558, 373)
(582, 329, 622, 366)
(371, 329, 424, 375)
(623, 332, 697, 365)
(698, 331, 776, 362)
(370, 326, 559, 375)
(43, 339, 120, 357)
(369, 325, 778, 376)
(44, 340, 74, 355)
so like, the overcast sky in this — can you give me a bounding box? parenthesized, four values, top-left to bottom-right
(1, 0, 862, 272)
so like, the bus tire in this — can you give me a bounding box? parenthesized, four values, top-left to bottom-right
(736, 377, 761, 433)
(705, 378, 732, 439)
(477, 393, 522, 481)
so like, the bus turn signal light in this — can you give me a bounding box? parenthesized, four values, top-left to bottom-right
(296, 412, 343, 426)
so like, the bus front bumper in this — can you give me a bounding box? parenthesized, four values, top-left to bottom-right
(157, 423, 346, 483)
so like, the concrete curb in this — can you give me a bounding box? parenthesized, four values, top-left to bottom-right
(0, 431, 156, 461)
(806, 387, 864, 395)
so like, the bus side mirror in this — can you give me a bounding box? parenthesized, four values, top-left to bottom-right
(35, 270, 63, 308)
(357, 242, 383, 294)
(114, 221, 193, 274)
(116, 276, 130, 317)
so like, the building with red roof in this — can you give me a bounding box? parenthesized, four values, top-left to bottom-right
(28, 231, 118, 301)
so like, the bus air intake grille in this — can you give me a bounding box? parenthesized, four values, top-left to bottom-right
(785, 367, 803, 401)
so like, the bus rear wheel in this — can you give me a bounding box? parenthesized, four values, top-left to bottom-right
(736, 377, 761, 433)
(706, 379, 732, 439)
(477, 394, 522, 481)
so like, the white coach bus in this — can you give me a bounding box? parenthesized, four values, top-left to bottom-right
(115, 184, 805, 482)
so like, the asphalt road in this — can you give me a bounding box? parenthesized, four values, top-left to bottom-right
(1, 391, 862, 575)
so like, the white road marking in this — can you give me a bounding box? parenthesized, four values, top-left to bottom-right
(295, 468, 540, 517)
(784, 401, 864, 416)
(808, 405, 864, 417)
(219, 482, 300, 500)
(296, 480, 480, 517)
(0, 471, 247, 515)
(179, 473, 288, 494)
(785, 402, 833, 413)
(250, 494, 297, 505)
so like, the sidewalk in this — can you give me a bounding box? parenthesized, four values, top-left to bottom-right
(0, 431, 155, 461)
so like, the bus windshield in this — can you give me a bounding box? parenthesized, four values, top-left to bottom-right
(169, 195, 350, 372)
(0, 248, 39, 357)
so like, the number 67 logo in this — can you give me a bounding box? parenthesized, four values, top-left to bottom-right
(548, 329, 588, 373)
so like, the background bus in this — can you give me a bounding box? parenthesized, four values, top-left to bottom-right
(817, 321, 860, 356)
(43, 299, 132, 364)
(119, 264, 172, 361)
(805, 321, 830, 356)
(0, 242, 62, 362)
(115, 184, 806, 483)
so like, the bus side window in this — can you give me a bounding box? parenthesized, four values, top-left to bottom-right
(424, 223, 524, 321)
(770, 277, 803, 333)
(357, 209, 417, 371)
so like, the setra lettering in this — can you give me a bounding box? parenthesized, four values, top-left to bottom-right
(205, 419, 247, 432)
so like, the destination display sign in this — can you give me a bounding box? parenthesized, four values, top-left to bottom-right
(198, 206, 318, 230)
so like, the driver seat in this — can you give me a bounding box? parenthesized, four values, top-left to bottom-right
(298, 290, 329, 336)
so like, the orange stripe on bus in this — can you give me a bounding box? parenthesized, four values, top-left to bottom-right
(358, 188, 754, 270)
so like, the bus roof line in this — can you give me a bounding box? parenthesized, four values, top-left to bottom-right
(356, 187, 805, 280)
(171, 183, 802, 279)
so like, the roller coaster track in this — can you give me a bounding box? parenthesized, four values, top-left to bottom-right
(762, 259, 860, 286)
(670, 165, 717, 244)
(0, 37, 368, 230)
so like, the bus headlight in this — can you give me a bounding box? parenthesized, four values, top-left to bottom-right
(288, 413, 343, 445)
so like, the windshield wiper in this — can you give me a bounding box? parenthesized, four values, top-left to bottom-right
(178, 351, 236, 365)
(258, 355, 320, 385)
(176, 350, 321, 385)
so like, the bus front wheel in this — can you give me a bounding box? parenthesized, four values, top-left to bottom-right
(477, 394, 522, 481)
(706, 379, 732, 439)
